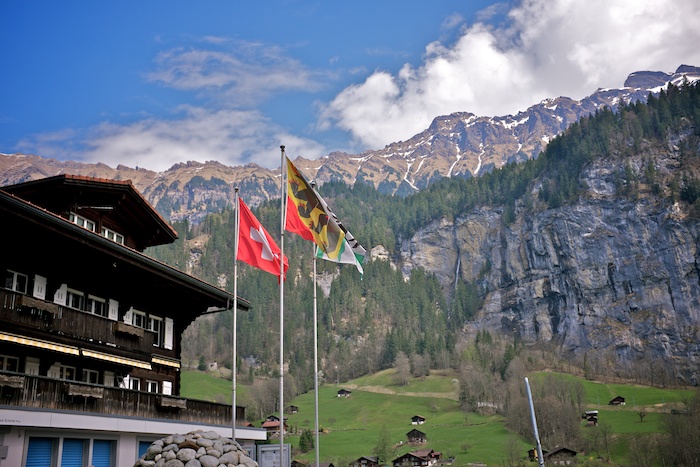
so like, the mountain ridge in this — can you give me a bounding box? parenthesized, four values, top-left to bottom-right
(2, 65, 698, 224)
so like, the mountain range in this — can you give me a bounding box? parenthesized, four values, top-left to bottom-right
(2, 65, 698, 224)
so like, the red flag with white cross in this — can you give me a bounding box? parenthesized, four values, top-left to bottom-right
(237, 197, 288, 280)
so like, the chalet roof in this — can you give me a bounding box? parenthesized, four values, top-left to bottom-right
(0, 188, 250, 329)
(2, 174, 177, 250)
(412, 415, 426, 419)
(544, 446, 577, 458)
(407, 428, 426, 436)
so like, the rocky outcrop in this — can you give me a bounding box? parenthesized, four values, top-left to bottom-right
(399, 141, 700, 381)
(134, 430, 257, 467)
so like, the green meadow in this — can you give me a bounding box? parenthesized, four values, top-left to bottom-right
(182, 369, 697, 466)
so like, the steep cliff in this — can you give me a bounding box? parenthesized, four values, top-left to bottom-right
(399, 92, 700, 380)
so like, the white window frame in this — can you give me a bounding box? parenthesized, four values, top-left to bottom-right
(0, 354, 19, 372)
(130, 377, 141, 391)
(66, 288, 85, 311)
(83, 369, 99, 384)
(69, 212, 96, 232)
(131, 309, 147, 328)
(148, 316, 163, 347)
(87, 295, 107, 317)
(4, 269, 28, 294)
(101, 226, 125, 245)
(146, 380, 158, 393)
(59, 364, 76, 381)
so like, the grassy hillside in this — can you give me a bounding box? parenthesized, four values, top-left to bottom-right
(182, 369, 696, 466)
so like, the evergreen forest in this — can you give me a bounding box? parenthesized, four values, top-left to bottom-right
(148, 82, 700, 414)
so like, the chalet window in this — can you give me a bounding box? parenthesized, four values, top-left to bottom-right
(101, 226, 125, 245)
(146, 380, 158, 393)
(87, 295, 107, 317)
(66, 288, 85, 311)
(69, 212, 96, 232)
(0, 355, 19, 372)
(131, 310, 146, 328)
(148, 316, 163, 347)
(130, 377, 141, 391)
(4, 269, 28, 294)
(83, 369, 99, 384)
(52, 364, 76, 381)
(162, 380, 173, 395)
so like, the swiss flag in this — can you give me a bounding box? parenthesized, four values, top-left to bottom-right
(237, 197, 288, 280)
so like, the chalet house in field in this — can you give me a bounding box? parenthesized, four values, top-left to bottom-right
(406, 428, 427, 444)
(543, 446, 578, 465)
(337, 388, 352, 397)
(392, 449, 441, 467)
(0, 175, 266, 466)
(411, 415, 426, 425)
(287, 405, 299, 414)
(349, 455, 379, 467)
(261, 419, 288, 438)
(609, 396, 626, 406)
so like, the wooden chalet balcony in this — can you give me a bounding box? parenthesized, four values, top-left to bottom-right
(0, 372, 243, 425)
(0, 290, 172, 358)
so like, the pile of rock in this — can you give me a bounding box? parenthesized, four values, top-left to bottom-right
(133, 430, 259, 467)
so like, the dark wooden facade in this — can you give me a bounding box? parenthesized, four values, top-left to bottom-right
(0, 175, 250, 422)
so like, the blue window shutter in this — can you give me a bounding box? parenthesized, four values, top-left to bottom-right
(91, 439, 114, 467)
(26, 437, 54, 467)
(61, 438, 85, 467)
(138, 441, 152, 459)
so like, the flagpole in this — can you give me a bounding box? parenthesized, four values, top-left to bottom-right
(279, 145, 286, 467)
(313, 242, 320, 467)
(232, 187, 239, 442)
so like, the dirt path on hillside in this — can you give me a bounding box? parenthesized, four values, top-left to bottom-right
(343, 384, 459, 401)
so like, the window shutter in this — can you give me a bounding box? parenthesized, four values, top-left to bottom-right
(108, 299, 119, 321)
(26, 438, 54, 467)
(61, 438, 86, 467)
(123, 307, 133, 323)
(164, 318, 174, 350)
(162, 380, 173, 395)
(91, 439, 114, 467)
(53, 283, 67, 306)
(33, 275, 47, 300)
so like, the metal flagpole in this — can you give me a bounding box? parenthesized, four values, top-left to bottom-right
(525, 377, 545, 467)
(232, 187, 239, 442)
(313, 243, 320, 467)
(279, 145, 286, 467)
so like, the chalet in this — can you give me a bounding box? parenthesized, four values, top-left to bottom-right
(338, 388, 352, 397)
(287, 405, 299, 414)
(406, 428, 427, 444)
(543, 446, 577, 465)
(0, 175, 266, 466)
(411, 415, 426, 425)
(392, 449, 441, 467)
(583, 410, 599, 426)
(609, 396, 626, 406)
(261, 419, 288, 437)
(349, 456, 379, 467)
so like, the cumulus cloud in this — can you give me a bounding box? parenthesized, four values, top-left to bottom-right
(78, 107, 327, 172)
(318, 0, 700, 149)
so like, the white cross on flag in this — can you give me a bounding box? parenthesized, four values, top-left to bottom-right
(237, 197, 288, 280)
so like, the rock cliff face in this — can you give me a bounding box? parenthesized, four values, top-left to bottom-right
(399, 141, 700, 380)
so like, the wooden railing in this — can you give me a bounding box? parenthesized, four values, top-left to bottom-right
(0, 372, 244, 425)
(0, 290, 173, 357)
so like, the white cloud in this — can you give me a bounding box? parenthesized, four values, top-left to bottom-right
(79, 107, 327, 172)
(319, 0, 700, 149)
(147, 39, 326, 105)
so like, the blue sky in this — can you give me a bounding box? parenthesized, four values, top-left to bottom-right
(1, 1, 699, 172)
